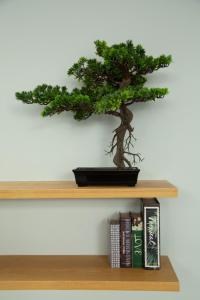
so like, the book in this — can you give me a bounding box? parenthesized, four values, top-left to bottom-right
(120, 212, 132, 268)
(131, 212, 143, 268)
(109, 220, 120, 268)
(142, 198, 160, 269)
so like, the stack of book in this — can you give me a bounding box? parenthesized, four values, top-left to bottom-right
(109, 198, 160, 269)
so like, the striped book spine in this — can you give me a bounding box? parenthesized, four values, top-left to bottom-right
(109, 220, 120, 268)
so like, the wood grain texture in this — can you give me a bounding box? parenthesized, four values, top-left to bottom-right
(0, 255, 179, 291)
(0, 180, 178, 199)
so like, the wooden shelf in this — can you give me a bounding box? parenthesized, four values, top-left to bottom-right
(0, 181, 179, 291)
(0, 180, 177, 199)
(0, 255, 179, 291)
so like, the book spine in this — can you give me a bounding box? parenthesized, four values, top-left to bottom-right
(109, 222, 120, 268)
(120, 214, 132, 268)
(143, 199, 160, 269)
(131, 213, 143, 268)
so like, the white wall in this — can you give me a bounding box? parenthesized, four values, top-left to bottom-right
(0, 0, 199, 299)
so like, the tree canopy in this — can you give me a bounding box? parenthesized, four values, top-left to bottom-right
(16, 40, 172, 168)
(16, 40, 172, 120)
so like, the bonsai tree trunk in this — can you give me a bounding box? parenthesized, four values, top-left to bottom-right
(113, 104, 134, 168)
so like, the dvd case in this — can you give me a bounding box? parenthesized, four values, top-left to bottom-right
(142, 198, 160, 269)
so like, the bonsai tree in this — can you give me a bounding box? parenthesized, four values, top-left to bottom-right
(16, 40, 172, 168)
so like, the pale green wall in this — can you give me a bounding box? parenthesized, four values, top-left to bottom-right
(0, 0, 199, 299)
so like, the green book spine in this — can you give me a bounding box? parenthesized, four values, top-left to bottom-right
(131, 213, 143, 268)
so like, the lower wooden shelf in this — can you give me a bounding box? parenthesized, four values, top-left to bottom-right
(0, 255, 179, 291)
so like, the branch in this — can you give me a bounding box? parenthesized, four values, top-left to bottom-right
(106, 142, 117, 155)
(124, 151, 143, 164)
(106, 111, 121, 117)
(123, 156, 132, 168)
(125, 98, 143, 106)
(124, 132, 135, 152)
(106, 131, 118, 155)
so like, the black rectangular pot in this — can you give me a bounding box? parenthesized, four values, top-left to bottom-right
(73, 167, 140, 187)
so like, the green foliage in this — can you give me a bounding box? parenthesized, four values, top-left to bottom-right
(16, 40, 172, 120)
(16, 85, 68, 105)
(95, 86, 168, 114)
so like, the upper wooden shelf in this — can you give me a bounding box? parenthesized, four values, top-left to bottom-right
(0, 180, 177, 199)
